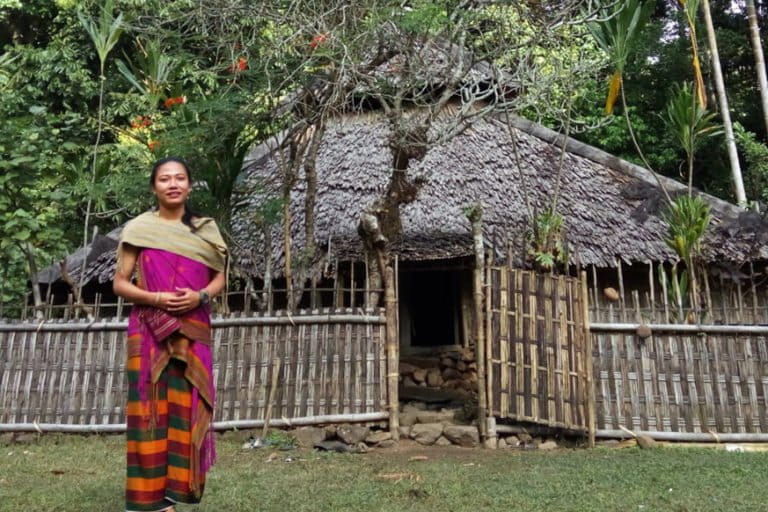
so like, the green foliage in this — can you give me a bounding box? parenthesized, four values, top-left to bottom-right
(587, 0, 655, 75)
(77, 0, 123, 73)
(734, 123, 768, 204)
(663, 195, 711, 261)
(526, 208, 568, 272)
(664, 82, 722, 163)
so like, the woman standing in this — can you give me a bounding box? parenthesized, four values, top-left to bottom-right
(114, 157, 227, 512)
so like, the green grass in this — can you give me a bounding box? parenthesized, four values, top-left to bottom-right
(1, 433, 766, 511)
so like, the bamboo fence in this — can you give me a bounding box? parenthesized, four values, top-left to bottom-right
(486, 267, 591, 432)
(0, 308, 388, 429)
(590, 323, 768, 434)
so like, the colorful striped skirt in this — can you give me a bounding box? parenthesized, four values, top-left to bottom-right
(126, 352, 205, 511)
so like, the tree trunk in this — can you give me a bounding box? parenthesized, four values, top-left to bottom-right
(701, 0, 747, 204)
(23, 242, 43, 318)
(746, 0, 768, 135)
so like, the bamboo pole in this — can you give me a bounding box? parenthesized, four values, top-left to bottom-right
(590, 323, 768, 335)
(581, 271, 596, 448)
(384, 266, 400, 439)
(596, 429, 768, 442)
(0, 413, 392, 433)
(262, 358, 282, 438)
(0, 313, 387, 332)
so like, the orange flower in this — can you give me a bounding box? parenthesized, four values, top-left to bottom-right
(164, 96, 187, 109)
(130, 115, 152, 129)
(230, 57, 248, 72)
(309, 33, 328, 50)
(147, 140, 159, 152)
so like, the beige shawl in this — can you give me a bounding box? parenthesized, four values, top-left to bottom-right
(118, 210, 227, 272)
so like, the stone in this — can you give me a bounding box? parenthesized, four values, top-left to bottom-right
(324, 425, 338, 438)
(456, 361, 467, 372)
(410, 423, 444, 445)
(292, 427, 327, 448)
(355, 442, 369, 454)
(538, 440, 559, 451)
(398, 426, 412, 438)
(443, 425, 480, 447)
(413, 368, 428, 383)
(426, 369, 444, 387)
(365, 431, 393, 445)
(443, 379, 461, 389)
(518, 432, 533, 445)
(442, 368, 462, 380)
(400, 410, 419, 427)
(468, 362, 477, 370)
(314, 440, 352, 453)
(460, 347, 474, 362)
(337, 425, 370, 445)
(435, 436, 452, 446)
(484, 437, 499, 449)
(502, 435, 520, 448)
(400, 362, 421, 374)
(636, 434, 658, 449)
(441, 357, 455, 368)
(416, 409, 456, 424)
(402, 376, 418, 388)
(604, 287, 620, 301)
(597, 439, 620, 447)
(467, 371, 478, 383)
(378, 439, 396, 449)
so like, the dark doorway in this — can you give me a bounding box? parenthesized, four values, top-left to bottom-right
(399, 264, 469, 351)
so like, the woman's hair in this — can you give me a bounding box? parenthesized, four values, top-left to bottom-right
(149, 156, 199, 232)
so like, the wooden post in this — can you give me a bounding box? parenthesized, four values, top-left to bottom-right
(467, 204, 488, 442)
(384, 266, 399, 439)
(581, 271, 596, 448)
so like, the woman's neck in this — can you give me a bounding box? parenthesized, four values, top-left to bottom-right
(157, 204, 185, 221)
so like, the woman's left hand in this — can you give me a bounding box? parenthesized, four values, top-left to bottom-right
(166, 287, 202, 314)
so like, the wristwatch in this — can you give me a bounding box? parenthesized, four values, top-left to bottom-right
(199, 289, 211, 305)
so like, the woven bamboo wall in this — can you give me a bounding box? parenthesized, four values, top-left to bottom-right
(0, 309, 387, 425)
(592, 330, 768, 433)
(487, 268, 590, 431)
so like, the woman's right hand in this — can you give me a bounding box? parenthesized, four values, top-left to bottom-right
(154, 292, 179, 311)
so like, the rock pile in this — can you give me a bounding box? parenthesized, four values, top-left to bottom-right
(400, 348, 478, 394)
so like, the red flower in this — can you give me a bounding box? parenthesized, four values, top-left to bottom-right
(147, 140, 159, 152)
(163, 96, 187, 109)
(230, 57, 248, 72)
(309, 33, 328, 50)
(130, 115, 152, 129)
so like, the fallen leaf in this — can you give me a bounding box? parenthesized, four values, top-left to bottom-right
(408, 455, 429, 462)
(51, 470, 65, 475)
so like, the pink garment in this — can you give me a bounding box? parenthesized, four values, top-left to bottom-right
(127, 248, 217, 475)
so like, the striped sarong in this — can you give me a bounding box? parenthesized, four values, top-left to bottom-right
(126, 336, 205, 512)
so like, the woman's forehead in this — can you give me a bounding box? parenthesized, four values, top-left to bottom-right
(155, 161, 188, 176)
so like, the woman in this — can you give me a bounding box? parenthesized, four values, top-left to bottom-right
(114, 157, 227, 512)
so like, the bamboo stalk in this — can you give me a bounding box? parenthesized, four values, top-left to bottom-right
(591, 323, 768, 334)
(384, 266, 399, 439)
(581, 271, 596, 448)
(0, 413, 392, 433)
(262, 358, 282, 438)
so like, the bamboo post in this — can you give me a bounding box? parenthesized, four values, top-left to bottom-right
(350, 262, 356, 309)
(581, 271, 595, 448)
(261, 357, 281, 438)
(384, 266, 399, 439)
(467, 205, 488, 441)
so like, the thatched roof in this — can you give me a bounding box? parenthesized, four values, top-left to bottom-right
(58, 110, 768, 287)
(230, 109, 768, 279)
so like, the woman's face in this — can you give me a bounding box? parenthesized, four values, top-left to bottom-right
(152, 161, 190, 209)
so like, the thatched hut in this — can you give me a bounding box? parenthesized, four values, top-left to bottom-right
(229, 107, 768, 353)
